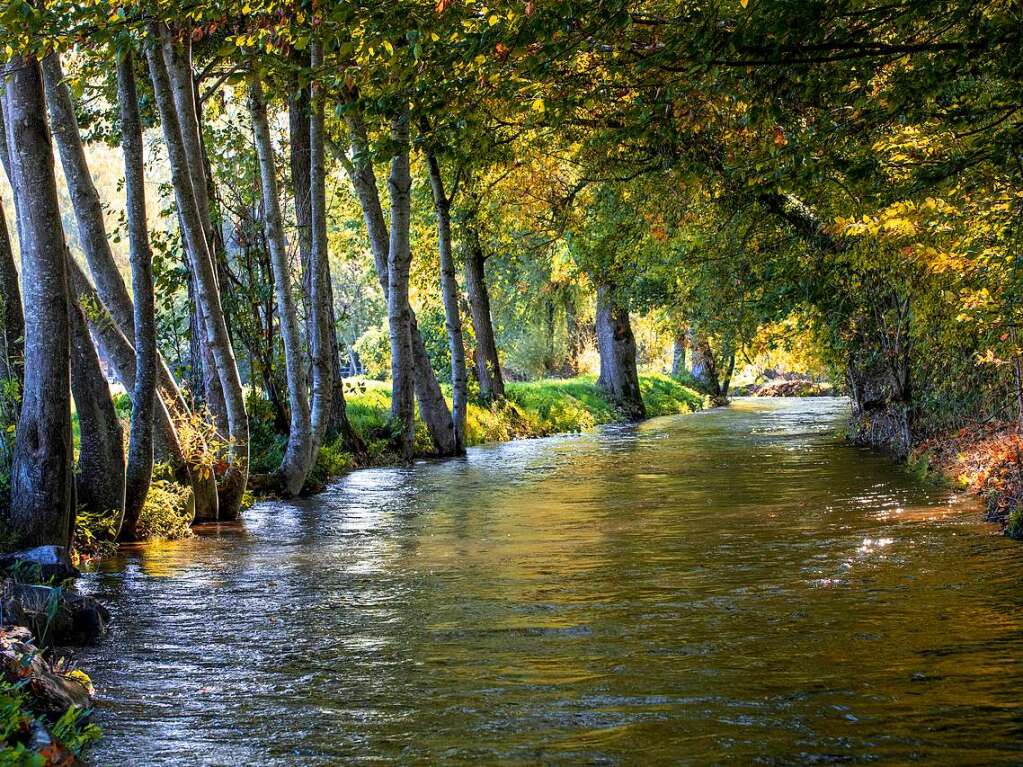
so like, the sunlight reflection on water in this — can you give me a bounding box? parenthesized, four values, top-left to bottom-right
(76, 398, 1023, 765)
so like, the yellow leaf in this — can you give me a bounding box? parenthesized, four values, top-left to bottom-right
(531, 98, 545, 113)
(740, 0, 749, 6)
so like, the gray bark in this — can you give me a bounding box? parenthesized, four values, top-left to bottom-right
(425, 150, 467, 452)
(249, 72, 312, 496)
(117, 51, 157, 537)
(595, 285, 645, 420)
(162, 29, 229, 432)
(386, 107, 416, 461)
(147, 23, 248, 519)
(68, 281, 125, 522)
(335, 112, 457, 455)
(41, 54, 136, 337)
(5, 56, 75, 548)
(463, 224, 504, 399)
(307, 42, 334, 454)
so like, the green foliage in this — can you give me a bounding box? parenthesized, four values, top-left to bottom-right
(353, 324, 391, 381)
(135, 474, 193, 542)
(0, 678, 100, 766)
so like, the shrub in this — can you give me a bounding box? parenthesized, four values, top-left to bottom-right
(135, 474, 194, 541)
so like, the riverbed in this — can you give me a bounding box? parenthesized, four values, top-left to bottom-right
(78, 398, 1023, 764)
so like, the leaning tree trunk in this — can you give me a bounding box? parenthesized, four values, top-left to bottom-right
(68, 281, 125, 523)
(41, 54, 137, 338)
(337, 109, 457, 455)
(463, 225, 505, 400)
(117, 50, 157, 536)
(249, 72, 313, 496)
(5, 56, 75, 548)
(425, 149, 467, 453)
(594, 285, 645, 420)
(147, 23, 248, 520)
(161, 27, 230, 435)
(386, 106, 416, 461)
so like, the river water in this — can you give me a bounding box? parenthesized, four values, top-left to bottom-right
(78, 398, 1023, 765)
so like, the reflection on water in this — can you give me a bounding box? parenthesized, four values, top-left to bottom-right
(77, 398, 1023, 765)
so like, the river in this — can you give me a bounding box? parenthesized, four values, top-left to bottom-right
(78, 398, 1023, 765)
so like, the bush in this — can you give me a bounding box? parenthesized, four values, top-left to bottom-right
(135, 474, 193, 541)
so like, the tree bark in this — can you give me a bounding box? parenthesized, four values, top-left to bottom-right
(425, 149, 467, 452)
(307, 41, 335, 456)
(595, 285, 645, 420)
(248, 72, 313, 496)
(117, 51, 157, 537)
(335, 111, 457, 455)
(5, 56, 75, 548)
(688, 327, 722, 399)
(386, 106, 416, 461)
(670, 331, 687, 377)
(41, 54, 137, 338)
(147, 23, 248, 519)
(68, 280, 125, 522)
(463, 224, 504, 399)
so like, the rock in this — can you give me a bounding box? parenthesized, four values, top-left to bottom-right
(0, 545, 78, 582)
(1, 580, 110, 645)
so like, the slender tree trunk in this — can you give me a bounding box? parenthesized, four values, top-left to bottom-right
(564, 292, 586, 377)
(386, 107, 416, 461)
(147, 23, 248, 519)
(5, 56, 75, 548)
(41, 54, 137, 337)
(117, 51, 157, 536)
(162, 29, 230, 433)
(307, 42, 335, 455)
(335, 112, 457, 455)
(463, 225, 504, 399)
(68, 282, 125, 522)
(248, 72, 313, 496)
(425, 150, 467, 452)
(595, 285, 645, 420)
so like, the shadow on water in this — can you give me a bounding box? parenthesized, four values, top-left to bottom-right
(77, 398, 1023, 765)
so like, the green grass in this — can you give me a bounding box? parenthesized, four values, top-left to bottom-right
(343, 372, 706, 450)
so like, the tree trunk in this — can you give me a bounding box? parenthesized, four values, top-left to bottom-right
(670, 331, 687, 377)
(5, 56, 75, 548)
(147, 23, 248, 519)
(386, 107, 416, 461)
(41, 54, 137, 339)
(595, 285, 645, 420)
(66, 258, 208, 523)
(68, 282, 125, 522)
(307, 42, 335, 456)
(463, 226, 504, 399)
(117, 50, 157, 536)
(425, 149, 467, 452)
(248, 72, 313, 496)
(338, 106, 456, 455)
(162, 30, 229, 434)
(688, 327, 722, 399)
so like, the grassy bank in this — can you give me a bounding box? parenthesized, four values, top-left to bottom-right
(253, 373, 706, 487)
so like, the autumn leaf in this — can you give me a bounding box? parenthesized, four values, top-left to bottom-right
(435, 0, 455, 13)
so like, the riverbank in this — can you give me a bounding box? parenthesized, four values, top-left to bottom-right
(253, 373, 707, 489)
(910, 422, 1023, 538)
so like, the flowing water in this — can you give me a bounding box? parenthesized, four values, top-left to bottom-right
(77, 398, 1023, 765)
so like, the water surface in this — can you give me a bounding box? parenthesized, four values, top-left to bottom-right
(79, 398, 1023, 764)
